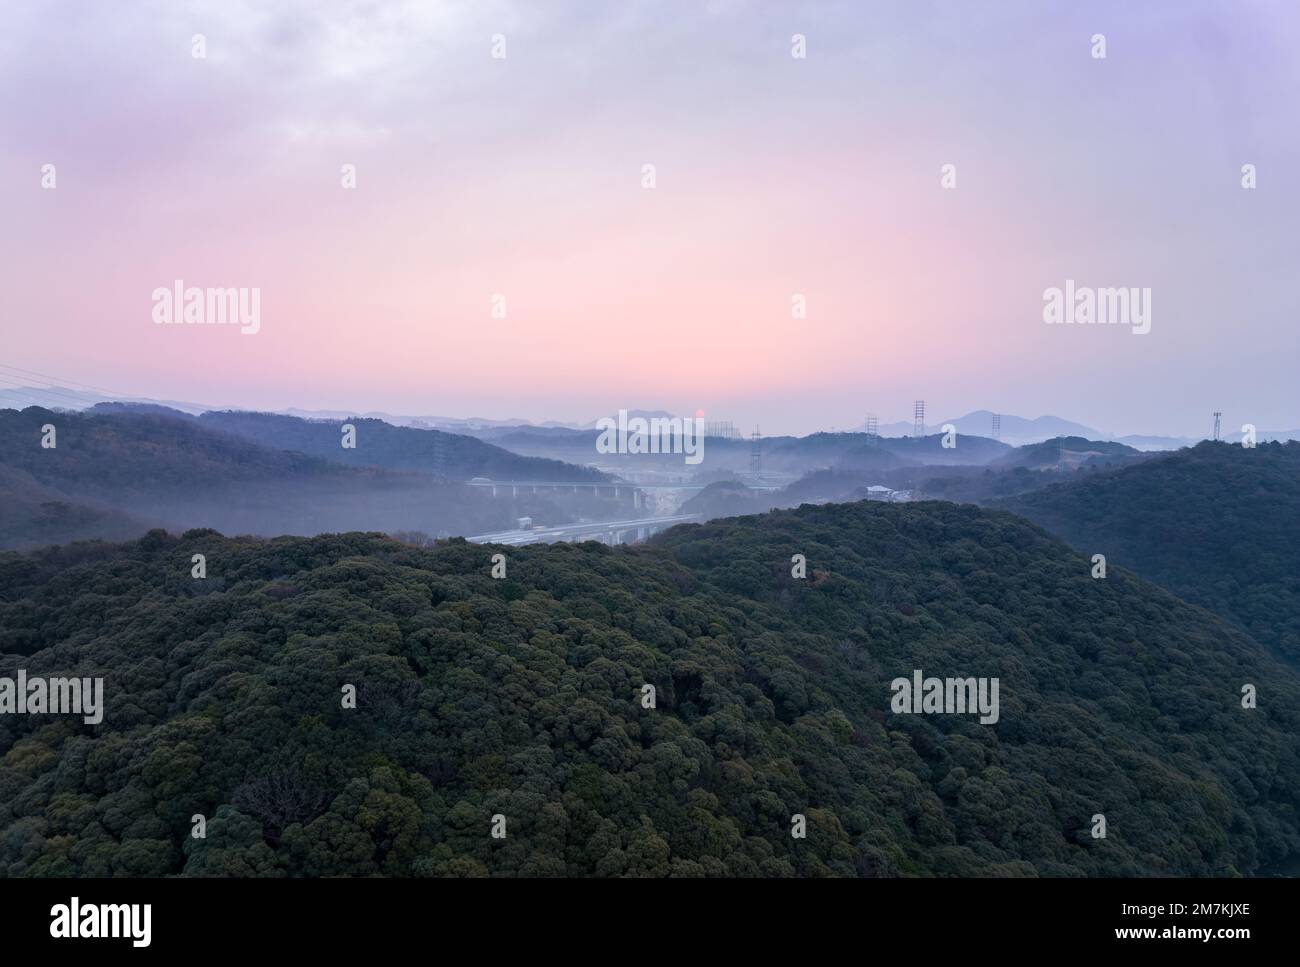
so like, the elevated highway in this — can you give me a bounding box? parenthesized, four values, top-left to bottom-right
(468, 513, 702, 547)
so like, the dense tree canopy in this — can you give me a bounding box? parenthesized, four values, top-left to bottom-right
(2, 499, 1296, 877)
(1002, 441, 1300, 664)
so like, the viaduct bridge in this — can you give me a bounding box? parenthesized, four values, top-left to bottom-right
(467, 514, 702, 547)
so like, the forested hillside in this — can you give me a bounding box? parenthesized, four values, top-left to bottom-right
(199, 411, 605, 482)
(1, 500, 1295, 877)
(992, 437, 1147, 471)
(679, 480, 776, 520)
(0, 407, 604, 548)
(1002, 441, 1300, 663)
(1, 406, 340, 497)
(0, 465, 146, 550)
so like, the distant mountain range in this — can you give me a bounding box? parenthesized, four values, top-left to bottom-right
(192, 409, 605, 482)
(862, 411, 1103, 446)
(3, 385, 1296, 449)
(0, 405, 624, 549)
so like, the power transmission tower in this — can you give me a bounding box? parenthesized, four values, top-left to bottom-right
(913, 400, 925, 438)
(431, 430, 445, 480)
(1213, 411, 1222, 441)
(991, 413, 1001, 440)
(865, 415, 878, 445)
(750, 426, 762, 476)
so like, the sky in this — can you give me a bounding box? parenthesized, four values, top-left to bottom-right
(2, 0, 1298, 437)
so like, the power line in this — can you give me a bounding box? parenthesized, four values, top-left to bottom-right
(0, 363, 125, 400)
(0, 375, 108, 410)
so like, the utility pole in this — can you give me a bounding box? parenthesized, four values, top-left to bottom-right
(991, 413, 1001, 441)
(1213, 411, 1222, 442)
(750, 426, 762, 476)
(913, 400, 926, 438)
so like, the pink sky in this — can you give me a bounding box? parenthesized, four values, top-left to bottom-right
(2, 0, 1298, 435)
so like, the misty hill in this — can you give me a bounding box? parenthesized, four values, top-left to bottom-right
(0, 407, 615, 547)
(678, 460, 1053, 526)
(68, 403, 607, 483)
(2, 500, 1296, 876)
(0, 386, 214, 415)
(195, 411, 606, 482)
(471, 425, 594, 445)
(835, 444, 910, 472)
(2, 406, 344, 499)
(471, 425, 1077, 479)
(477, 429, 886, 477)
(0, 464, 147, 550)
(680, 469, 911, 523)
(876, 433, 1010, 466)
(675, 431, 1009, 475)
(678, 480, 776, 520)
(1001, 441, 1300, 663)
(1113, 434, 1196, 451)
(678, 467, 922, 521)
(864, 412, 1102, 445)
(89, 401, 205, 421)
(945, 411, 1102, 444)
(780, 468, 898, 503)
(879, 465, 1055, 505)
(992, 437, 1147, 471)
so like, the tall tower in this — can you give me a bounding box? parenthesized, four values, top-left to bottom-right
(865, 415, 878, 445)
(1213, 411, 1222, 441)
(991, 413, 1001, 441)
(431, 429, 445, 480)
(750, 426, 762, 476)
(913, 400, 926, 438)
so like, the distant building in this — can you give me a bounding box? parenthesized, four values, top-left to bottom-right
(516, 516, 533, 529)
(864, 485, 912, 503)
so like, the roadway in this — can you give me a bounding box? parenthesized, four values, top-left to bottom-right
(465, 478, 785, 493)
(468, 513, 702, 546)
